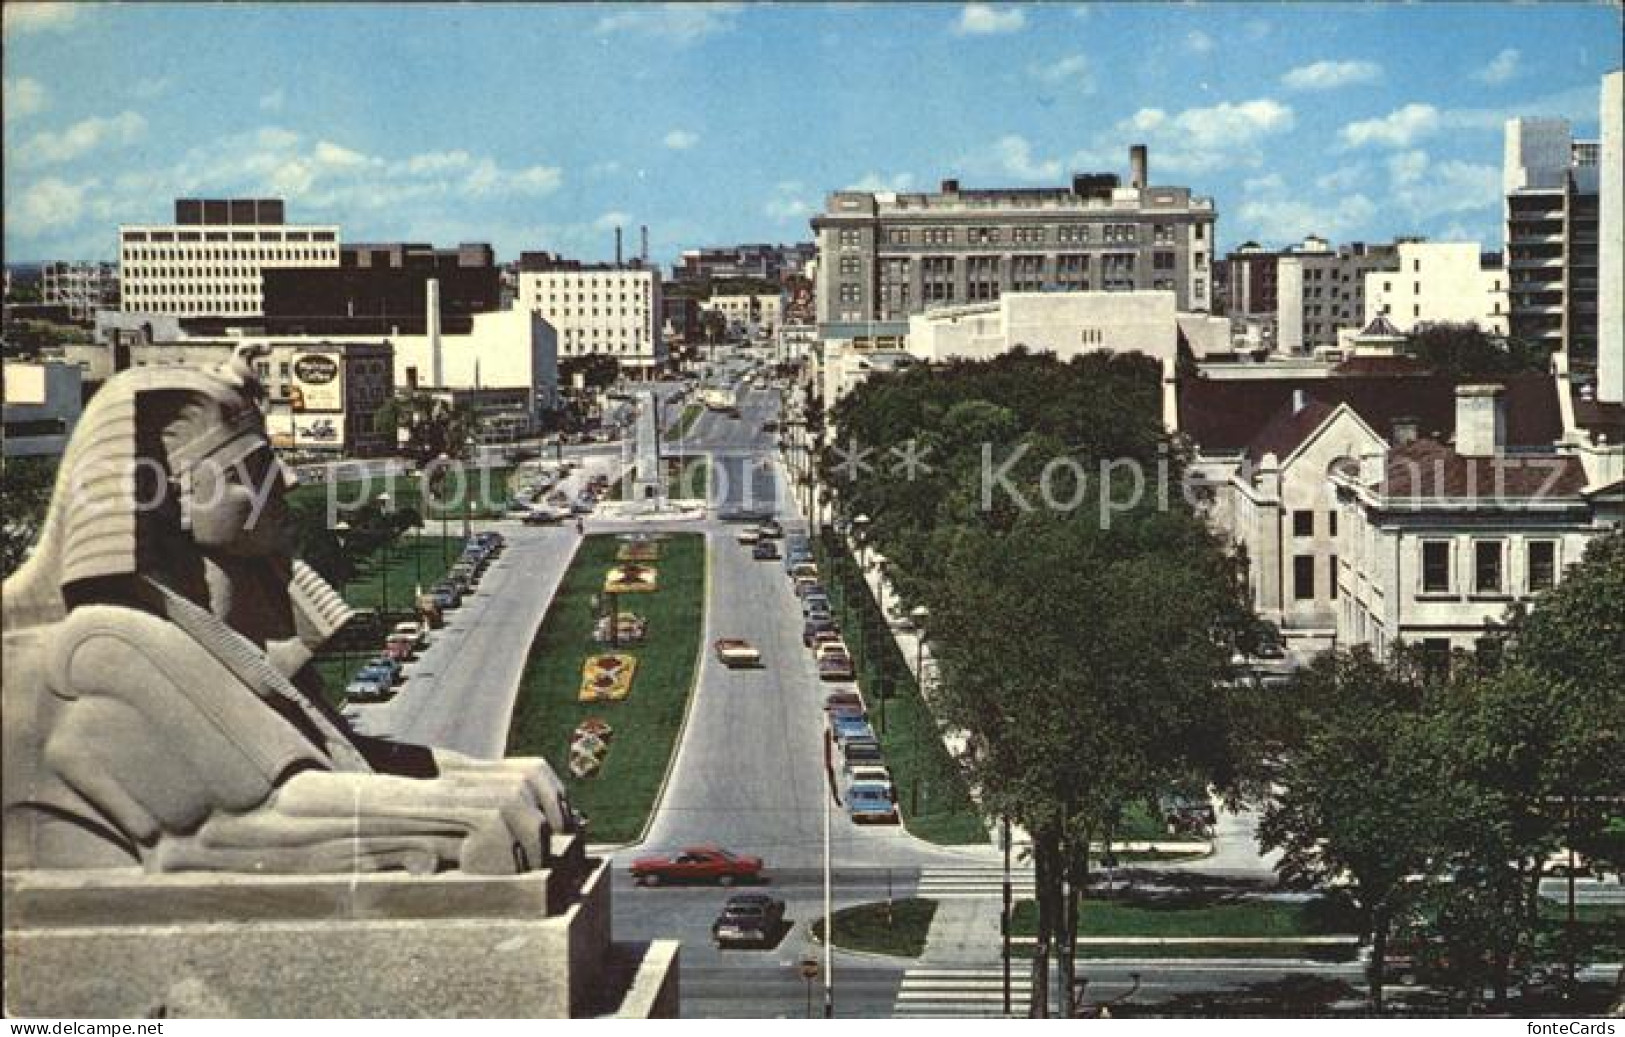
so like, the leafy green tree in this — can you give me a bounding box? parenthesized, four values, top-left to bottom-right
(1258, 649, 1459, 1012)
(1, 457, 58, 578)
(373, 393, 477, 464)
(559, 354, 622, 391)
(1403, 323, 1547, 379)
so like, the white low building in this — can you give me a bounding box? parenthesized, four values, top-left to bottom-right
(1361, 241, 1508, 337)
(906, 290, 1229, 365)
(707, 292, 783, 338)
(517, 261, 664, 374)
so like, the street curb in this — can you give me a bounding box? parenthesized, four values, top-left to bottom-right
(626, 528, 712, 851)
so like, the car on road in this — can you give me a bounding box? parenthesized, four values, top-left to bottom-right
(824, 688, 866, 714)
(755, 519, 783, 539)
(714, 638, 763, 668)
(570, 498, 596, 516)
(818, 653, 856, 681)
(522, 507, 566, 525)
(735, 528, 761, 545)
(846, 783, 900, 824)
(751, 540, 780, 561)
(711, 893, 786, 947)
(504, 500, 536, 519)
(630, 845, 763, 886)
(804, 617, 839, 647)
(830, 715, 875, 745)
(720, 506, 775, 524)
(841, 739, 885, 774)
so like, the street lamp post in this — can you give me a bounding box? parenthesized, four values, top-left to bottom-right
(376, 493, 392, 621)
(910, 606, 930, 817)
(335, 521, 351, 676)
(437, 452, 451, 568)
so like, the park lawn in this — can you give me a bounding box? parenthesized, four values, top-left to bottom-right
(671, 403, 703, 440)
(1012, 896, 1354, 939)
(819, 533, 987, 845)
(289, 465, 515, 520)
(315, 534, 459, 704)
(506, 533, 705, 843)
(812, 898, 938, 958)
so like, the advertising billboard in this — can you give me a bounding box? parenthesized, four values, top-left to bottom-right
(293, 415, 342, 448)
(289, 352, 343, 413)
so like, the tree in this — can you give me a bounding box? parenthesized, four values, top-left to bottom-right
(1, 457, 58, 578)
(559, 354, 622, 391)
(1257, 649, 1459, 1012)
(1403, 323, 1547, 379)
(373, 393, 477, 465)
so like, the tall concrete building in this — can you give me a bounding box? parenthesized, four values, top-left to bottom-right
(119, 199, 340, 318)
(517, 253, 664, 374)
(1598, 70, 1623, 406)
(811, 146, 1215, 340)
(1363, 242, 1508, 336)
(40, 261, 119, 321)
(1275, 237, 1400, 354)
(1503, 117, 1600, 356)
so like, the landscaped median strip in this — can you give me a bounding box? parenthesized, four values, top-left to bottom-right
(505, 533, 705, 844)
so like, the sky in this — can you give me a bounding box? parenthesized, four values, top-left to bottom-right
(3, 1, 1620, 265)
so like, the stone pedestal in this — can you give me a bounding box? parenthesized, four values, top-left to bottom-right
(4, 858, 678, 1018)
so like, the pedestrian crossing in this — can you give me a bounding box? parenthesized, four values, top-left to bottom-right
(893, 965, 1032, 1017)
(915, 865, 1036, 901)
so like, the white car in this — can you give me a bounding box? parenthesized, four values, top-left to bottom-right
(735, 528, 761, 545)
(392, 621, 429, 650)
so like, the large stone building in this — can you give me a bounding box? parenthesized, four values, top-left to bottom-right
(1, 360, 83, 458)
(119, 199, 340, 318)
(673, 243, 816, 285)
(1503, 116, 1600, 356)
(1362, 241, 1508, 336)
(40, 261, 118, 321)
(517, 253, 664, 374)
(262, 241, 500, 336)
(1275, 236, 1400, 355)
(811, 146, 1216, 341)
(1597, 70, 1623, 408)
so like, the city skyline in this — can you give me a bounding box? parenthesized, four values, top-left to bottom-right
(2, 1, 1620, 264)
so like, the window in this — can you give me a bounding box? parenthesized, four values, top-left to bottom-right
(1421, 638, 1452, 679)
(1474, 540, 1504, 594)
(837, 229, 861, 247)
(1527, 540, 1556, 592)
(1153, 251, 1176, 271)
(1293, 555, 1316, 600)
(1328, 555, 1339, 599)
(887, 228, 910, 245)
(1292, 510, 1314, 537)
(839, 256, 861, 275)
(1328, 510, 1338, 538)
(1422, 540, 1452, 593)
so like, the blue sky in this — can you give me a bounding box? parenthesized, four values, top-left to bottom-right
(3, 1, 1620, 265)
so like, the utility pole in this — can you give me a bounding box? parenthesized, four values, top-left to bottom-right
(823, 729, 837, 1018)
(1002, 818, 1013, 1015)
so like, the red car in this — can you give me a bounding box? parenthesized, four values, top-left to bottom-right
(629, 845, 763, 887)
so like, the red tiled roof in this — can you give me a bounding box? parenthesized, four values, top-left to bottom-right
(1179, 372, 1563, 453)
(1380, 439, 1589, 500)
(1243, 398, 1336, 465)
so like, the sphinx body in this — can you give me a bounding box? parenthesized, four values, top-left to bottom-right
(2, 347, 574, 876)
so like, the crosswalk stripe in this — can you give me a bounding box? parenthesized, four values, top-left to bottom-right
(895, 964, 1032, 1018)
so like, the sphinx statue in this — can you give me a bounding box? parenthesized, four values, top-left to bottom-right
(2, 345, 576, 876)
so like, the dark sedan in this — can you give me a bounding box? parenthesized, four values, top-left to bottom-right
(711, 893, 786, 948)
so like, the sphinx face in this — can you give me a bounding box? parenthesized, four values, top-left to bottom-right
(188, 440, 298, 558)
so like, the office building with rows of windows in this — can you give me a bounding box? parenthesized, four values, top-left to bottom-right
(118, 199, 340, 318)
(810, 146, 1215, 342)
(1503, 117, 1600, 356)
(516, 253, 664, 373)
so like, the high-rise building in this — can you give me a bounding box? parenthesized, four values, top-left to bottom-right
(672, 243, 816, 285)
(1598, 70, 1623, 406)
(1224, 242, 1279, 319)
(118, 199, 340, 318)
(261, 242, 500, 336)
(517, 253, 664, 373)
(1503, 117, 1600, 355)
(810, 146, 1216, 339)
(1362, 242, 1508, 336)
(1275, 237, 1400, 354)
(40, 261, 119, 321)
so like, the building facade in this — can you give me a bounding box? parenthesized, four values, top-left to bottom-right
(1276, 237, 1401, 355)
(672, 243, 816, 285)
(517, 255, 664, 373)
(1, 360, 83, 458)
(40, 262, 119, 321)
(1598, 70, 1624, 407)
(811, 146, 1216, 339)
(119, 199, 340, 318)
(1362, 242, 1508, 336)
(706, 292, 783, 337)
(1503, 117, 1600, 356)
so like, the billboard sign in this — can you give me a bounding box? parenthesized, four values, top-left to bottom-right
(293, 415, 341, 448)
(289, 352, 343, 413)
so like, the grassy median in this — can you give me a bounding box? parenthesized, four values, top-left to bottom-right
(1010, 895, 1358, 960)
(812, 898, 938, 958)
(316, 534, 459, 704)
(506, 532, 705, 843)
(289, 465, 515, 520)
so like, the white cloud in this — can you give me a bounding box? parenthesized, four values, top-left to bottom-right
(845, 171, 915, 193)
(259, 89, 286, 113)
(1339, 103, 1440, 149)
(593, 211, 632, 233)
(594, 3, 742, 45)
(1237, 191, 1378, 245)
(508, 164, 564, 195)
(1314, 164, 1369, 193)
(19, 111, 146, 166)
(1115, 98, 1295, 173)
(2, 3, 81, 37)
(1476, 48, 1520, 85)
(1184, 30, 1215, 55)
(8, 176, 89, 236)
(953, 3, 1025, 36)
(1384, 149, 1499, 217)
(1029, 53, 1093, 94)
(663, 129, 699, 150)
(4, 76, 47, 121)
(764, 181, 814, 223)
(1243, 173, 1285, 194)
(994, 135, 1062, 180)
(1282, 59, 1382, 91)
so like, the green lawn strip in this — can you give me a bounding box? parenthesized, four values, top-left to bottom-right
(818, 532, 987, 845)
(289, 465, 515, 520)
(671, 404, 703, 440)
(1012, 896, 1356, 941)
(811, 898, 938, 958)
(316, 535, 459, 705)
(1536, 900, 1625, 961)
(607, 455, 710, 503)
(505, 533, 705, 843)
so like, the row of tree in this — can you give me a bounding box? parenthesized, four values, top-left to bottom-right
(821, 348, 1622, 1015)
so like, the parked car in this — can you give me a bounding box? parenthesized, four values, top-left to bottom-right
(847, 783, 900, 824)
(824, 688, 867, 714)
(801, 592, 831, 616)
(755, 519, 783, 539)
(819, 653, 855, 681)
(356, 658, 400, 687)
(804, 617, 839, 647)
(711, 893, 786, 947)
(714, 638, 763, 668)
(720, 506, 776, 524)
(382, 636, 414, 662)
(751, 540, 780, 561)
(392, 621, 429, 650)
(735, 528, 761, 545)
(841, 740, 885, 773)
(630, 845, 763, 886)
(429, 583, 463, 609)
(847, 765, 893, 790)
(789, 562, 819, 582)
(523, 507, 566, 525)
(345, 672, 391, 702)
(830, 715, 875, 745)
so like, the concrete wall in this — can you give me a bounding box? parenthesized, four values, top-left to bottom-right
(909, 291, 1188, 364)
(1363, 242, 1508, 335)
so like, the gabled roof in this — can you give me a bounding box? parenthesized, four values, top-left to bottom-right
(1243, 398, 1335, 465)
(1380, 439, 1589, 501)
(1180, 372, 1563, 454)
(1356, 314, 1405, 338)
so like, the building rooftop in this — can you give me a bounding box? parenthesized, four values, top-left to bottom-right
(1377, 438, 1589, 500)
(1242, 398, 1337, 465)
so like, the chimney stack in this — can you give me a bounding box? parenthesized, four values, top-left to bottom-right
(1454, 384, 1505, 457)
(615, 226, 624, 268)
(1130, 144, 1148, 190)
(641, 225, 649, 265)
(1292, 388, 1308, 414)
(1392, 416, 1419, 445)
(940, 178, 960, 194)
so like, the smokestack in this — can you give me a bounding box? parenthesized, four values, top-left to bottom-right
(615, 226, 624, 268)
(641, 225, 649, 265)
(427, 278, 443, 388)
(1130, 145, 1148, 190)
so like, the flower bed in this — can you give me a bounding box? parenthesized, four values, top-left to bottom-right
(579, 653, 638, 702)
(604, 563, 659, 593)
